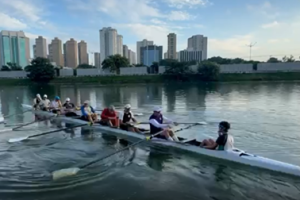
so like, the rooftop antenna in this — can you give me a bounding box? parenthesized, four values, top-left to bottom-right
(246, 42, 257, 60)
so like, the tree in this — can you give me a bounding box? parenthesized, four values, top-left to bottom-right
(7, 62, 23, 71)
(150, 62, 159, 74)
(159, 59, 178, 66)
(164, 61, 194, 75)
(198, 61, 220, 81)
(102, 54, 130, 74)
(1, 65, 11, 71)
(25, 57, 55, 82)
(282, 55, 295, 62)
(77, 64, 95, 69)
(267, 57, 281, 63)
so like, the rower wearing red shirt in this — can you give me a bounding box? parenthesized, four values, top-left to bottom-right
(100, 105, 119, 128)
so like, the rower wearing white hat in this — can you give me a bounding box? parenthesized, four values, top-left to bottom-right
(63, 97, 77, 117)
(33, 94, 42, 110)
(119, 104, 142, 133)
(41, 94, 50, 111)
(149, 106, 179, 141)
(80, 100, 97, 123)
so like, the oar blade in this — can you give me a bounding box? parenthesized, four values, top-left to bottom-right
(196, 121, 207, 125)
(134, 113, 143, 116)
(52, 167, 81, 180)
(8, 136, 29, 143)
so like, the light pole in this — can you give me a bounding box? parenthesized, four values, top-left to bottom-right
(246, 42, 256, 60)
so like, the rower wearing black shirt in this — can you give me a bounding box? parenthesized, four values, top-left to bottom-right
(119, 104, 142, 133)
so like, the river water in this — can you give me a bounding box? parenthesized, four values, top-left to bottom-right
(0, 81, 300, 200)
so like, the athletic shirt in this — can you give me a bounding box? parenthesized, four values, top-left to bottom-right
(101, 108, 118, 126)
(216, 133, 234, 150)
(149, 114, 163, 134)
(120, 111, 133, 123)
(63, 102, 75, 109)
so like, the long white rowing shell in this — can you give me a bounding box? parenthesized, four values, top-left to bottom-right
(20, 104, 300, 178)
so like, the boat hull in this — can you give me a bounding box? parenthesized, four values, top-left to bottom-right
(21, 104, 300, 178)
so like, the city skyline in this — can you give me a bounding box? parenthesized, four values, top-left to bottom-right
(0, 0, 299, 62)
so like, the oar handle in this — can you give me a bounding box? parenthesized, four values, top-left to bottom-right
(80, 130, 164, 169)
(29, 123, 90, 139)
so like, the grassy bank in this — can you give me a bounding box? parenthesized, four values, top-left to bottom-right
(1, 72, 300, 86)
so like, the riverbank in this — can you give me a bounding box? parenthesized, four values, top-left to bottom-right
(1, 72, 300, 86)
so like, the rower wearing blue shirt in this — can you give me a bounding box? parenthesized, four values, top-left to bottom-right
(80, 100, 97, 123)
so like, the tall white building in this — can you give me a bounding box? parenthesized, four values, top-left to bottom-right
(117, 35, 123, 56)
(136, 39, 153, 64)
(100, 27, 118, 65)
(33, 36, 47, 58)
(128, 49, 136, 65)
(187, 35, 208, 60)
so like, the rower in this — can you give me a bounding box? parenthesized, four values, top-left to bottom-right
(41, 94, 50, 111)
(63, 98, 77, 117)
(200, 121, 234, 150)
(119, 104, 142, 133)
(149, 107, 179, 141)
(33, 94, 42, 110)
(80, 100, 97, 123)
(51, 96, 62, 114)
(100, 105, 119, 128)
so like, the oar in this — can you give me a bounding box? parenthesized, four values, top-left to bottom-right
(8, 123, 92, 143)
(3, 109, 32, 120)
(3, 117, 54, 132)
(51, 129, 165, 180)
(136, 121, 207, 125)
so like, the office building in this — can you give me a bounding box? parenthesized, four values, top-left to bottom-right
(48, 37, 63, 66)
(0, 30, 30, 68)
(140, 45, 163, 66)
(136, 39, 154, 64)
(33, 36, 47, 58)
(78, 40, 88, 64)
(64, 38, 78, 68)
(167, 33, 177, 59)
(178, 49, 202, 62)
(94, 52, 100, 68)
(99, 27, 118, 65)
(123, 45, 128, 59)
(117, 35, 123, 56)
(187, 35, 208, 60)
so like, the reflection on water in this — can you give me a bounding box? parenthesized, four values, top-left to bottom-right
(0, 82, 300, 199)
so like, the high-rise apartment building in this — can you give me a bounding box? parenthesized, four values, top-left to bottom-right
(48, 37, 63, 66)
(99, 27, 118, 65)
(187, 35, 208, 60)
(78, 40, 88, 64)
(94, 52, 100, 68)
(33, 36, 47, 58)
(0, 30, 30, 68)
(136, 39, 154, 64)
(123, 45, 128, 59)
(140, 45, 163, 66)
(167, 33, 177, 59)
(128, 49, 136, 65)
(117, 35, 123, 56)
(64, 38, 78, 68)
(178, 49, 203, 62)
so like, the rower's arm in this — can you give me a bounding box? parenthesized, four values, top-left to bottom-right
(130, 111, 137, 122)
(149, 119, 168, 128)
(162, 116, 173, 124)
(204, 143, 218, 150)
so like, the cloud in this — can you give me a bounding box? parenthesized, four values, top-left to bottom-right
(168, 11, 194, 21)
(0, 12, 27, 29)
(261, 21, 280, 29)
(247, 1, 280, 19)
(165, 0, 209, 8)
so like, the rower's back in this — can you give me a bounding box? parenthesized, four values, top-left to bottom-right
(149, 113, 163, 134)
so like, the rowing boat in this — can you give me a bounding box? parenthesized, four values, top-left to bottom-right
(20, 104, 300, 177)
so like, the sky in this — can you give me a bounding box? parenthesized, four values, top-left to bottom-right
(0, 0, 300, 62)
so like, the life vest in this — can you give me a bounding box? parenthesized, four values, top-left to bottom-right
(149, 114, 163, 134)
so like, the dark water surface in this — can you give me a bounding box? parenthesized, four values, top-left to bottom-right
(0, 82, 300, 200)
